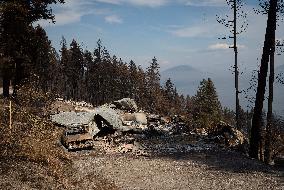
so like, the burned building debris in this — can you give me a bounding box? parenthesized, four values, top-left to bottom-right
(50, 98, 247, 154)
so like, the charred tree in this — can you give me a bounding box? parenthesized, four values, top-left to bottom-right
(2, 66, 10, 97)
(0, 0, 65, 96)
(264, 29, 275, 164)
(1, 57, 12, 97)
(217, 0, 248, 129)
(249, 0, 278, 159)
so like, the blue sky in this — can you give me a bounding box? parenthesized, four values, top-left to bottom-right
(39, 0, 284, 73)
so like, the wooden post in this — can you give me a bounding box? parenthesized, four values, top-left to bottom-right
(9, 100, 12, 130)
(9, 79, 12, 130)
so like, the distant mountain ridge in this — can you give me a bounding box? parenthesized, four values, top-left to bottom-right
(161, 65, 205, 97)
(161, 64, 284, 115)
(163, 65, 197, 73)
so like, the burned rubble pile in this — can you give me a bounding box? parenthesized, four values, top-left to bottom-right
(205, 122, 249, 152)
(50, 98, 247, 155)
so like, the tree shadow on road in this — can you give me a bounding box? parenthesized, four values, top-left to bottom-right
(141, 134, 283, 175)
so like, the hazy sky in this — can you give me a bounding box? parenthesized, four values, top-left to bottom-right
(39, 0, 284, 74)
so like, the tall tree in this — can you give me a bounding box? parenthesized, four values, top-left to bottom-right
(136, 65, 147, 109)
(48, 47, 61, 95)
(163, 78, 175, 115)
(68, 39, 84, 100)
(217, 0, 248, 129)
(128, 60, 138, 100)
(59, 36, 70, 99)
(85, 40, 102, 105)
(259, 0, 284, 164)
(29, 25, 54, 92)
(83, 50, 94, 102)
(191, 78, 222, 131)
(249, 0, 278, 160)
(145, 57, 161, 112)
(164, 78, 175, 102)
(265, 27, 275, 164)
(0, 0, 64, 96)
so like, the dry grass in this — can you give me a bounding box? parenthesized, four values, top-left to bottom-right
(0, 84, 118, 189)
(0, 98, 72, 188)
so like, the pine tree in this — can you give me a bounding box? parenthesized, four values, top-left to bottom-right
(136, 65, 147, 109)
(60, 37, 70, 99)
(49, 47, 62, 95)
(164, 78, 175, 102)
(162, 78, 175, 115)
(85, 40, 102, 105)
(68, 39, 84, 100)
(173, 87, 182, 115)
(0, 0, 65, 96)
(128, 60, 138, 100)
(29, 25, 54, 92)
(145, 57, 161, 112)
(191, 78, 222, 131)
(84, 50, 94, 102)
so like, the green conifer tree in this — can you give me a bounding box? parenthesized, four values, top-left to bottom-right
(191, 78, 223, 131)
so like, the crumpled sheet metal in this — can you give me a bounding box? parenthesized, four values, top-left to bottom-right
(50, 111, 96, 127)
(51, 105, 132, 135)
(94, 106, 131, 131)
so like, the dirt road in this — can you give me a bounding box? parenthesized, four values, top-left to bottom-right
(73, 149, 283, 190)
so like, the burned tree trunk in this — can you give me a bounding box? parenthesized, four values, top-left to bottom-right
(12, 58, 24, 96)
(2, 67, 10, 97)
(264, 29, 275, 164)
(249, 0, 278, 159)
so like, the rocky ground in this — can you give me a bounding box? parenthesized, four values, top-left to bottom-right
(67, 131, 283, 190)
(1, 133, 283, 190)
(72, 147, 283, 190)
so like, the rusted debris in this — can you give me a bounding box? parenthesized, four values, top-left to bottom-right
(208, 121, 248, 151)
(61, 125, 94, 150)
(51, 98, 149, 151)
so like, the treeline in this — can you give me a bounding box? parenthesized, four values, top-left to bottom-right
(48, 37, 188, 115)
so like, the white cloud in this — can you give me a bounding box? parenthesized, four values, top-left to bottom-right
(95, 0, 121, 5)
(179, 0, 226, 7)
(36, 0, 110, 26)
(96, 0, 169, 7)
(208, 43, 246, 50)
(171, 26, 207, 38)
(127, 0, 168, 7)
(36, 0, 227, 27)
(170, 23, 223, 38)
(54, 0, 98, 24)
(238, 44, 246, 49)
(105, 15, 123, 24)
(209, 43, 230, 50)
(96, 0, 227, 7)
